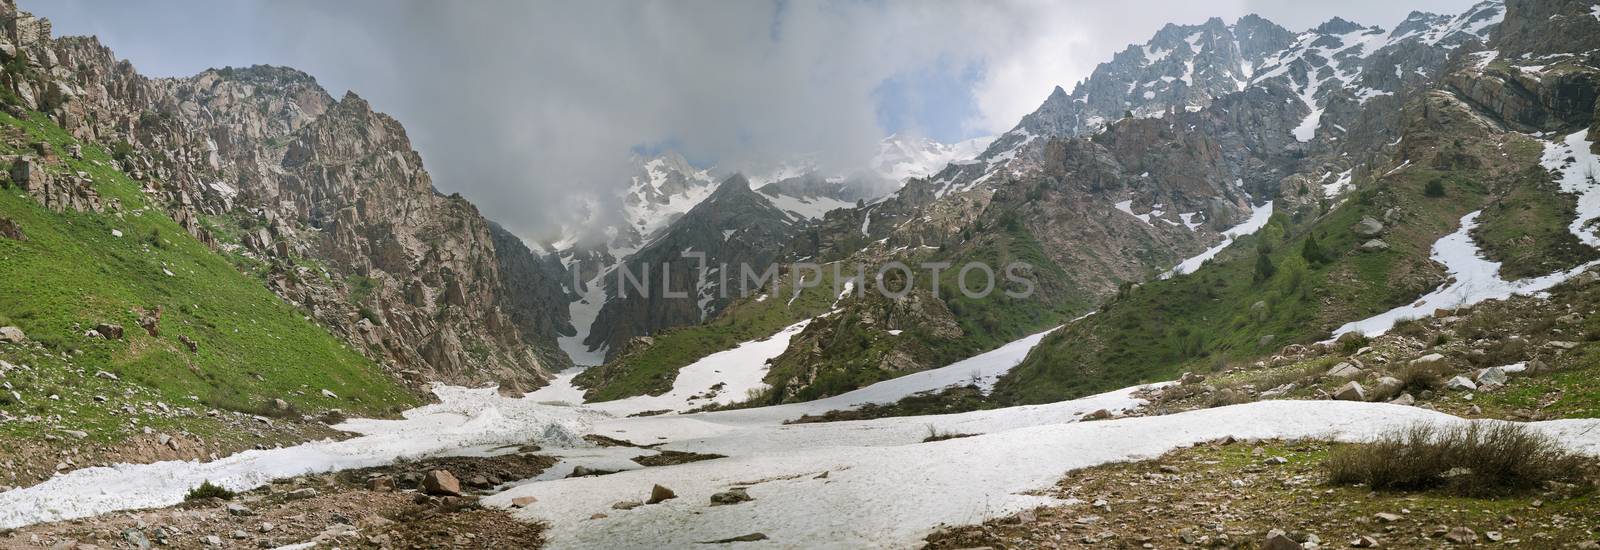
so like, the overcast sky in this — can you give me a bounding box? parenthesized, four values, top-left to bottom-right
(29, 0, 1477, 244)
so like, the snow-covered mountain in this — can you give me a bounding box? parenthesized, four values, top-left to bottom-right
(871, 134, 995, 182)
(913, 1, 1505, 199)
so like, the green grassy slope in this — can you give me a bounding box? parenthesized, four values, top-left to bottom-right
(0, 111, 415, 442)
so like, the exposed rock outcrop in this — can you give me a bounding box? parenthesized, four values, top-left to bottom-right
(0, 0, 568, 389)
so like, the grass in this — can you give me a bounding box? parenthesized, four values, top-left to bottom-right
(1326, 423, 1591, 497)
(0, 110, 415, 443)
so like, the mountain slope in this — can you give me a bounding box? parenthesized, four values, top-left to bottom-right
(0, 109, 415, 445)
(0, 5, 570, 391)
(995, 0, 1600, 404)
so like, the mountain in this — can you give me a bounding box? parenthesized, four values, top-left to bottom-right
(571, 0, 1575, 406)
(556, 134, 990, 364)
(0, 4, 571, 392)
(871, 134, 995, 183)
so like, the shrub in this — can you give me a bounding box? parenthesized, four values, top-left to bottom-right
(1424, 178, 1446, 198)
(1394, 361, 1450, 394)
(184, 480, 236, 501)
(1325, 423, 1590, 496)
(1301, 234, 1329, 265)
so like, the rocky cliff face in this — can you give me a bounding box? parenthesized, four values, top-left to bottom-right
(0, 0, 569, 391)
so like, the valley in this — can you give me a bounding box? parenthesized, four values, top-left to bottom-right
(5, 0, 1600, 548)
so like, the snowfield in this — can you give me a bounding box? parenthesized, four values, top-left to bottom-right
(8, 318, 1600, 549)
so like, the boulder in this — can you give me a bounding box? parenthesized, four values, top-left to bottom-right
(0, 326, 25, 344)
(646, 484, 676, 504)
(1264, 530, 1301, 550)
(367, 476, 394, 492)
(0, 217, 23, 241)
(1374, 376, 1403, 395)
(510, 496, 538, 508)
(1445, 376, 1477, 392)
(1389, 393, 1416, 406)
(1444, 526, 1478, 544)
(1360, 239, 1390, 251)
(709, 488, 753, 506)
(1334, 381, 1366, 401)
(1082, 409, 1112, 421)
(1411, 353, 1446, 366)
(611, 500, 641, 510)
(423, 470, 461, 496)
(1476, 367, 1508, 387)
(1326, 362, 1363, 378)
(94, 323, 124, 340)
(1354, 216, 1385, 237)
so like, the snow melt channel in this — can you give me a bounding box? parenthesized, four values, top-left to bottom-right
(1161, 201, 1275, 279)
(1332, 130, 1600, 338)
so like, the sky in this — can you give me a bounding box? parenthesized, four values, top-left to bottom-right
(28, 0, 1479, 244)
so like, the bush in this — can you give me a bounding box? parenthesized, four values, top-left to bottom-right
(184, 480, 236, 501)
(1326, 423, 1590, 496)
(1424, 178, 1446, 198)
(1301, 234, 1329, 265)
(1394, 361, 1450, 395)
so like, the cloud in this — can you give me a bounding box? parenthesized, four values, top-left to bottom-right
(29, 0, 1478, 245)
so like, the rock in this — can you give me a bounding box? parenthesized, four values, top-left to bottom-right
(0, 326, 25, 344)
(0, 218, 24, 241)
(226, 503, 253, 516)
(1548, 340, 1579, 350)
(1375, 512, 1403, 523)
(1445, 376, 1477, 392)
(269, 398, 291, 412)
(179, 335, 198, 352)
(138, 310, 160, 337)
(1263, 456, 1288, 465)
(202, 535, 223, 547)
(259, 523, 275, 533)
(321, 388, 339, 399)
(1476, 367, 1508, 387)
(122, 529, 151, 549)
(704, 533, 768, 543)
(1485, 531, 1502, 542)
(285, 488, 318, 500)
(1326, 362, 1363, 378)
(465, 475, 492, 489)
(611, 500, 641, 510)
(366, 476, 394, 492)
(646, 484, 677, 504)
(1264, 530, 1301, 550)
(1360, 239, 1390, 251)
(1179, 372, 1206, 385)
(1351, 535, 1380, 547)
(1354, 216, 1385, 237)
(709, 488, 753, 506)
(1374, 376, 1403, 394)
(423, 470, 461, 496)
(589, 513, 608, 520)
(91, 323, 124, 340)
(510, 496, 538, 508)
(1335, 381, 1366, 401)
(1389, 393, 1416, 406)
(1444, 526, 1477, 544)
(1083, 409, 1112, 421)
(1411, 353, 1446, 366)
